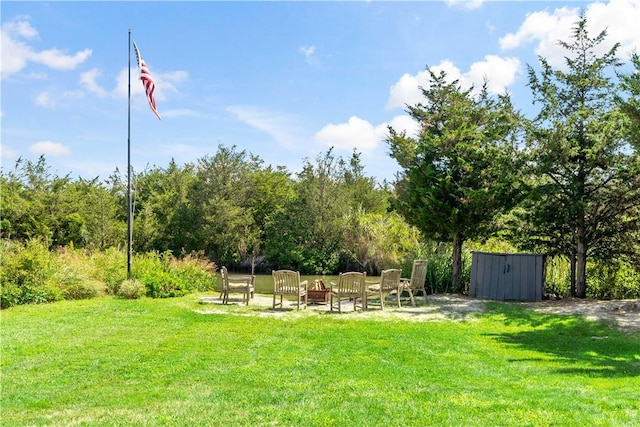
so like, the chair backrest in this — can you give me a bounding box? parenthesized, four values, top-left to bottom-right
(337, 272, 366, 295)
(379, 268, 402, 292)
(410, 260, 428, 288)
(272, 270, 302, 294)
(220, 266, 229, 291)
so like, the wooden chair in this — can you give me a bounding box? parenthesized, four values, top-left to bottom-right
(220, 266, 254, 305)
(272, 270, 308, 310)
(364, 268, 402, 310)
(330, 272, 366, 313)
(400, 260, 428, 306)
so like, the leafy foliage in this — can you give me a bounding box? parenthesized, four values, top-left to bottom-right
(1, 157, 124, 250)
(618, 52, 640, 151)
(132, 251, 216, 298)
(387, 70, 524, 291)
(518, 14, 640, 297)
(0, 239, 63, 308)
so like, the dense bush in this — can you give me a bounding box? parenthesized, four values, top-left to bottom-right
(587, 261, 640, 299)
(1, 240, 218, 308)
(132, 251, 216, 298)
(0, 240, 63, 308)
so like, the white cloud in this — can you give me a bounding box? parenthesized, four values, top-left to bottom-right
(35, 91, 56, 109)
(29, 141, 71, 157)
(386, 71, 429, 111)
(445, 0, 484, 11)
(114, 67, 188, 102)
(1, 16, 91, 79)
(464, 55, 522, 94)
(315, 116, 382, 153)
(80, 68, 108, 97)
(499, 0, 640, 67)
(300, 45, 316, 64)
(0, 144, 18, 161)
(227, 105, 304, 149)
(386, 57, 521, 110)
(34, 89, 84, 110)
(31, 47, 92, 71)
(584, 0, 640, 58)
(161, 109, 207, 119)
(315, 114, 419, 154)
(387, 115, 420, 138)
(160, 143, 205, 158)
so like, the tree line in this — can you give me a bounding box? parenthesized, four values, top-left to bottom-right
(2, 15, 639, 298)
(1, 147, 422, 277)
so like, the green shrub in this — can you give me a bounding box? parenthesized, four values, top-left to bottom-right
(0, 239, 63, 308)
(587, 260, 640, 299)
(117, 279, 146, 299)
(166, 251, 216, 293)
(132, 251, 216, 298)
(91, 248, 127, 295)
(132, 252, 187, 298)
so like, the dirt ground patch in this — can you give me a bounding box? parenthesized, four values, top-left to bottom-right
(518, 297, 640, 333)
(198, 293, 640, 333)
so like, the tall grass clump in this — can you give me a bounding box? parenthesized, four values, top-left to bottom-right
(116, 278, 146, 299)
(132, 251, 216, 298)
(166, 251, 217, 291)
(54, 245, 103, 300)
(90, 247, 127, 295)
(545, 256, 571, 297)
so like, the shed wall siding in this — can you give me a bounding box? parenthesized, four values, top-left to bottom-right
(470, 252, 544, 301)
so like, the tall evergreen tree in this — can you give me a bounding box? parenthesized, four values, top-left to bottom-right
(387, 70, 523, 292)
(618, 52, 640, 151)
(524, 15, 640, 297)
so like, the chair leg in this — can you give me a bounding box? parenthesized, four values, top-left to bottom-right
(409, 289, 416, 307)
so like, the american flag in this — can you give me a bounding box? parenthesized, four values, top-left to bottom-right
(132, 40, 161, 120)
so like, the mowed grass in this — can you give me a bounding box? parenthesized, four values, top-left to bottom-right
(1, 296, 639, 426)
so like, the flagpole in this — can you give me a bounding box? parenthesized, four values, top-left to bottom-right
(127, 29, 132, 279)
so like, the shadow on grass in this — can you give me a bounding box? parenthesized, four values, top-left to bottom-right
(484, 303, 640, 378)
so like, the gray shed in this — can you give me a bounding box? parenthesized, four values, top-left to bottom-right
(469, 252, 545, 301)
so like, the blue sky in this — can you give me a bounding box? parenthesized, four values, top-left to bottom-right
(2, 1, 639, 184)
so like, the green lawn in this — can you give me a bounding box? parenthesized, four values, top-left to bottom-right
(1, 295, 639, 426)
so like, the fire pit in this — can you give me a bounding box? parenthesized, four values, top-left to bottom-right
(307, 279, 331, 304)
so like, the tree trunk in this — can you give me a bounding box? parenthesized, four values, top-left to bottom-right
(575, 227, 587, 298)
(451, 232, 463, 293)
(570, 250, 576, 297)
